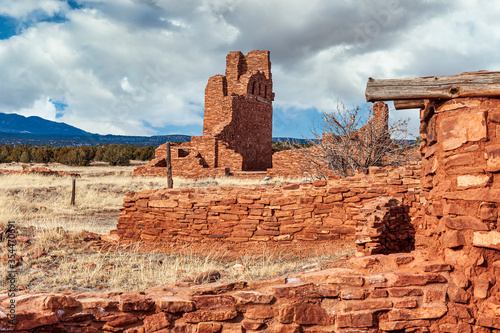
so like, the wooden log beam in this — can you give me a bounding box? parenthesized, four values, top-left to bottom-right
(365, 71, 500, 102)
(393, 99, 425, 110)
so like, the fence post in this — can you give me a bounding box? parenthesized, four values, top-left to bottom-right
(166, 142, 173, 189)
(70, 178, 76, 206)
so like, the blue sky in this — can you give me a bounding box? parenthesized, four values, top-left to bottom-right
(0, 1, 499, 138)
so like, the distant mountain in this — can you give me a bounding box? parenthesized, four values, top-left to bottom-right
(0, 112, 309, 147)
(0, 112, 92, 135)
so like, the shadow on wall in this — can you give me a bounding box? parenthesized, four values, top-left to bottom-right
(356, 197, 415, 256)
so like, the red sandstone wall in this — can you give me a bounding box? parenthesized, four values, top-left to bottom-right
(219, 96, 273, 171)
(268, 146, 327, 178)
(203, 50, 273, 171)
(419, 97, 500, 331)
(0, 264, 456, 333)
(114, 163, 422, 244)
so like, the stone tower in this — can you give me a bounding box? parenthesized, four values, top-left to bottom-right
(133, 50, 275, 178)
(202, 50, 274, 171)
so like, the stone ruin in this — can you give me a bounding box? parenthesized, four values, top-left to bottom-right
(2, 72, 500, 332)
(134, 50, 391, 180)
(134, 50, 274, 179)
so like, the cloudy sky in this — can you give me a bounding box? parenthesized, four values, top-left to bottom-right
(0, 0, 499, 138)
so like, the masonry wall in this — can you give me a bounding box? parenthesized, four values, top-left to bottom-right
(418, 97, 500, 329)
(134, 50, 274, 177)
(0, 264, 454, 333)
(114, 163, 422, 245)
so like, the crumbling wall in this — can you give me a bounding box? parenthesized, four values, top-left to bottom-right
(0, 265, 453, 333)
(356, 196, 414, 256)
(418, 97, 500, 329)
(114, 163, 422, 245)
(134, 50, 274, 178)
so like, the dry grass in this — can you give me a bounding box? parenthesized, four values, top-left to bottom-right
(0, 162, 308, 230)
(0, 162, 352, 292)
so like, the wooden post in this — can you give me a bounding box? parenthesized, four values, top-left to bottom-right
(166, 142, 173, 189)
(70, 178, 76, 206)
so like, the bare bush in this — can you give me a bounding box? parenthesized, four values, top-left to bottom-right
(299, 102, 411, 178)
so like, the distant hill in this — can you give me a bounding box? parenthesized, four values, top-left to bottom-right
(0, 112, 92, 135)
(0, 112, 306, 147)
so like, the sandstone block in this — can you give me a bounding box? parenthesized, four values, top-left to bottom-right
(270, 283, 340, 298)
(485, 144, 500, 172)
(447, 284, 471, 304)
(370, 289, 388, 298)
(388, 289, 424, 297)
(14, 312, 59, 331)
(198, 322, 222, 333)
(340, 290, 367, 300)
(448, 302, 472, 319)
(183, 309, 238, 323)
(394, 299, 418, 309)
(104, 314, 139, 327)
(444, 153, 475, 167)
(279, 303, 295, 324)
(479, 202, 498, 221)
(244, 306, 275, 319)
(477, 314, 500, 329)
(439, 323, 472, 333)
(80, 297, 118, 310)
(424, 289, 446, 304)
(473, 231, 500, 250)
(241, 319, 264, 330)
(337, 312, 374, 328)
(156, 297, 195, 313)
(326, 274, 364, 287)
(273, 324, 303, 333)
(119, 294, 155, 311)
(439, 111, 486, 151)
(313, 180, 327, 187)
(293, 303, 333, 325)
(390, 253, 414, 266)
(490, 111, 500, 123)
(379, 320, 431, 331)
(443, 216, 489, 231)
(343, 299, 392, 312)
(149, 200, 178, 208)
(144, 312, 170, 332)
(441, 230, 466, 249)
(389, 273, 447, 287)
(232, 291, 274, 305)
(387, 306, 447, 321)
(422, 263, 452, 272)
(192, 295, 235, 309)
(457, 174, 491, 189)
(473, 278, 490, 299)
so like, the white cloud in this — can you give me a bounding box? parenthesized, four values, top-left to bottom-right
(0, 0, 68, 18)
(16, 97, 58, 121)
(0, 0, 499, 137)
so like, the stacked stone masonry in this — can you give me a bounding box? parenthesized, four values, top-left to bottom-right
(417, 97, 500, 333)
(114, 163, 422, 245)
(356, 196, 415, 256)
(1, 264, 466, 333)
(134, 50, 274, 179)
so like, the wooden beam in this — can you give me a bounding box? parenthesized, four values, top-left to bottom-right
(365, 71, 500, 102)
(393, 99, 425, 110)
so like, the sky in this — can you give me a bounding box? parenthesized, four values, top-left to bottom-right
(0, 0, 500, 138)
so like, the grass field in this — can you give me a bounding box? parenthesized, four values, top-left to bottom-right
(0, 162, 354, 292)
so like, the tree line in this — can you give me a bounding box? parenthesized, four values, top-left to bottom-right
(0, 144, 156, 166)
